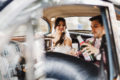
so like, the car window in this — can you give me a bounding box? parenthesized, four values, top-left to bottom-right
(35, 18, 49, 34)
(13, 18, 49, 36)
(65, 17, 91, 30)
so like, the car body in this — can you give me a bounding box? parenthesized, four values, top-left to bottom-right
(0, 0, 120, 80)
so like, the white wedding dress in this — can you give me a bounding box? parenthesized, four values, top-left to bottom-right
(53, 44, 72, 55)
(51, 28, 72, 55)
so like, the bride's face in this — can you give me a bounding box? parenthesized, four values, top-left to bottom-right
(56, 21, 66, 34)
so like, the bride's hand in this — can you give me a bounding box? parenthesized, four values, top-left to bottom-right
(52, 33, 61, 44)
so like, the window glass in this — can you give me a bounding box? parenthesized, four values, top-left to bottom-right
(13, 18, 49, 36)
(65, 17, 91, 30)
(36, 18, 49, 34)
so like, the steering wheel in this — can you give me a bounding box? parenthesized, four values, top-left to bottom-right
(45, 52, 99, 80)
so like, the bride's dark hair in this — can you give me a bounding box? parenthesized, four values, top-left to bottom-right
(54, 17, 66, 46)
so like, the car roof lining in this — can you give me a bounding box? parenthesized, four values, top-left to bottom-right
(43, 5, 101, 20)
(43, 4, 120, 21)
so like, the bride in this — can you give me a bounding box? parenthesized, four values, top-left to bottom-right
(51, 17, 76, 56)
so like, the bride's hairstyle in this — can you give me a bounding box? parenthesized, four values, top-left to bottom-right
(54, 17, 67, 46)
(54, 17, 66, 29)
